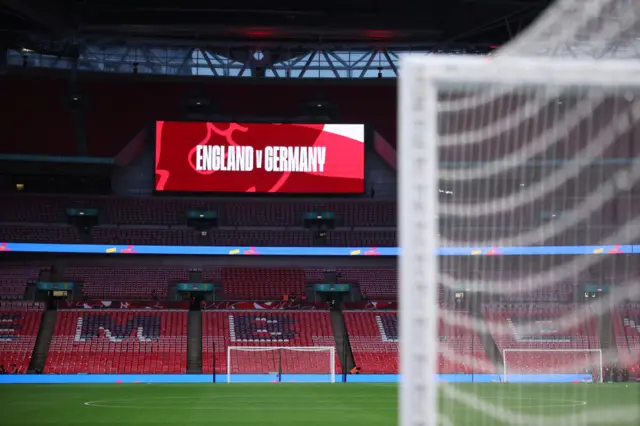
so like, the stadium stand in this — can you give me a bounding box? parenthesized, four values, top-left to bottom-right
(334, 268, 398, 299)
(0, 302, 44, 373)
(440, 312, 494, 374)
(614, 304, 640, 372)
(0, 224, 81, 244)
(0, 266, 42, 300)
(91, 226, 200, 246)
(343, 311, 398, 373)
(63, 266, 188, 299)
(202, 311, 339, 374)
(1, 75, 398, 157)
(2, 192, 638, 247)
(203, 267, 307, 300)
(201, 267, 399, 300)
(45, 310, 187, 374)
(485, 304, 601, 374)
(489, 279, 577, 302)
(209, 229, 314, 247)
(0, 195, 397, 228)
(344, 311, 493, 374)
(326, 230, 396, 247)
(0, 195, 67, 223)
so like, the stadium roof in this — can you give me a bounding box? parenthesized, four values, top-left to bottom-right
(1, 0, 550, 47)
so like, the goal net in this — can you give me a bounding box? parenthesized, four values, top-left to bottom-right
(226, 346, 336, 383)
(399, 47, 640, 426)
(503, 349, 603, 383)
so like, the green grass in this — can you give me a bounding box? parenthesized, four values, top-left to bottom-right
(0, 383, 638, 425)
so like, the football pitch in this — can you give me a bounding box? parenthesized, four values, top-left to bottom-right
(0, 383, 637, 425)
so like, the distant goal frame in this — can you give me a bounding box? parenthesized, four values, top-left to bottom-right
(502, 348, 604, 383)
(226, 346, 336, 383)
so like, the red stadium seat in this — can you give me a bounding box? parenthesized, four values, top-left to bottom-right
(344, 311, 493, 374)
(64, 266, 188, 299)
(613, 305, 640, 373)
(203, 267, 306, 300)
(0, 303, 44, 373)
(0, 266, 42, 300)
(91, 226, 200, 246)
(45, 310, 187, 374)
(0, 224, 81, 244)
(485, 304, 601, 375)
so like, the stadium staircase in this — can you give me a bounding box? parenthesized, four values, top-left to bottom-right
(597, 308, 618, 364)
(330, 309, 355, 373)
(468, 297, 503, 370)
(187, 310, 203, 373)
(28, 309, 57, 372)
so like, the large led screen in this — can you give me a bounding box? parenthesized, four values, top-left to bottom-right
(155, 121, 365, 193)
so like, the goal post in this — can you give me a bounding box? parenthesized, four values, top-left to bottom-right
(399, 53, 640, 426)
(226, 346, 336, 383)
(502, 348, 603, 383)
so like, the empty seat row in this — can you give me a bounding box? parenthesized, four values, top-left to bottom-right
(0, 195, 397, 227)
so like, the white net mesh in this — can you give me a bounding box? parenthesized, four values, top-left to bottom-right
(399, 51, 640, 426)
(500, 0, 640, 59)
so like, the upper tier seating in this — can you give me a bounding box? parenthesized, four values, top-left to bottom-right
(64, 266, 188, 299)
(0, 195, 397, 227)
(0, 196, 67, 223)
(344, 311, 493, 374)
(91, 226, 200, 246)
(485, 304, 601, 376)
(1, 75, 397, 156)
(0, 303, 44, 373)
(0, 266, 42, 300)
(45, 310, 187, 374)
(202, 311, 339, 375)
(1, 193, 639, 245)
(0, 224, 81, 244)
(91, 228, 396, 247)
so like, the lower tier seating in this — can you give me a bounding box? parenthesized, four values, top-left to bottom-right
(0, 304, 44, 373)
(343, 311, 398, 373)
(344, 311, 493, 374)
(45, 310, 187, 374)
(485, 304, 602, 376)
(614, 305, 640, 372)
(202, 311, 340, 375)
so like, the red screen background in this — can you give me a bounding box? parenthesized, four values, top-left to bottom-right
(155, 121, 365, 193)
